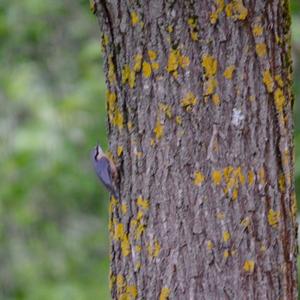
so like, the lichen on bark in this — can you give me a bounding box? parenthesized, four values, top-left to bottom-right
(93, 0, 298, 299)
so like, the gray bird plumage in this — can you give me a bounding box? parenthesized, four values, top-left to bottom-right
(92, 145, 118, 199)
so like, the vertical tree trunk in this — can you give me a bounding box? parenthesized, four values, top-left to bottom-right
(94, 0, 297, 299)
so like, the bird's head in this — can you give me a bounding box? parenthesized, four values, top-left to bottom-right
(93, 144, 104, 161)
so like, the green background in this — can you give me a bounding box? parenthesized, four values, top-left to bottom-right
(0, 1, 299, 299)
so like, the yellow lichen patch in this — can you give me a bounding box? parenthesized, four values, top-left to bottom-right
(274, 88, 285, 112)
(260, 244, 267, 252)
(114, 223, 130, 256)
(137, 210, 144, 221)
(203, 77, 217, 96)
(159, 287, 170, 300)
(258, 167, 266, 185)
(210, 12, 218, 25)
(207, 240, 214, 250)
(121, 236, 130, 256)
(167, 49, 179, 73)
(119, 292, 129, 299)
(239, 3, 248, 19)
(131, 220, 145, 240)
(187, 17, 197, 27)
(117, 146, 123, 157)
(187, 17, 199, 40)
(126, 285, 138, 299)
(114, 223, 125, 240)
(234, 167, 245, 185)
(102, 34, 109, 47)
(216, 212, 225, 220)
(110, 195, 118, 210)
(137, 196, 149, 210)
(154, 121, 164, 140)
(175, 116, 182, 125)
(210, 0, 225, 24)
(275, 74, 284, 87)
(252, 25, 263, 37)
(249, 95, 256, 102)
(241, 217, 250, 228)
(248, 169, 255, 186)
(151, 62, 160, 71)
(180, 92, 197, 109)
(159, 103, 172, 118)
(194, 171, 205, 186)
(142, 62, 152, 78)
(167, 25, 173, 33)
(225, 0, 248, 20)
(223, 231, 231, 242)
(263, 69, 274, 93)
(223, 65, 236, 79)
(232, 188, 238, 201)
(225, 3, 233, 17)
(291, 192, 297, 217)
(212, 170, 222, 185)
(147, 240, 161, 257)
(129, 70, 136, 89)
(130, 211, 146, 240)
(121, 203, 128, 215)
(225, 177, 236, 192)
(243, 260, 255, 273)
(190, 31, 199, 41)
(116, 274, 125, 290)
(112, 109, 124, 129)
(179, 55, 190, 69)
(255, 43, 267, 57)
(109, 273, 116, 290)
(223, 250, 230, 258)
(148, 50, 157, 61)
(268, 209, 280, 227)
(275, 34, 281, 44)
(108, 56, 116, 84)
(278, 173, 285, 192)
(133, 54, 143, 72)
(122, 64, 130, 84)
(282, 149, 290, 167)
(107, 91, 117, 115)
(131, 11, 139, 25)
(167, 49, 190, 75)
(135, 151, 143, 159)
(127, 121, 133, 131)
(108, 219, 113, 237)
(90, 0, 97, 14)
(202, 54, 217, 77)
(134, 262, 141, 271)
(222, 166, 246, 199)
(212, 93, 221, 106)
(223, 166, 233, 182)
(135, 245, 142, 253)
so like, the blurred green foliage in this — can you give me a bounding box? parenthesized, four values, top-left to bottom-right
(0, 0, 110, 299)
(0, 1, 299, 299)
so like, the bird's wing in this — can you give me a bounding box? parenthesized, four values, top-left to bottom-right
(97, 157, 113, 190)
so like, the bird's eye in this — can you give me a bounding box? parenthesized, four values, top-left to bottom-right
(94, 149, 98, 159)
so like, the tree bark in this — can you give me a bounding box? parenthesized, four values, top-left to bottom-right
(94, 0, 297, 299)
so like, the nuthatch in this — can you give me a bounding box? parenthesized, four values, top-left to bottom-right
(92, 144, 119, 199)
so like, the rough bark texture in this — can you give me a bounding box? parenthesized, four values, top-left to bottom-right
(94, 0, 297, 299)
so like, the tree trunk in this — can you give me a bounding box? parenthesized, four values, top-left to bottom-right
(94, 0, 297, 299)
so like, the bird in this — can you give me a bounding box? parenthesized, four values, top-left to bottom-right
(92, 144, 119, 199)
